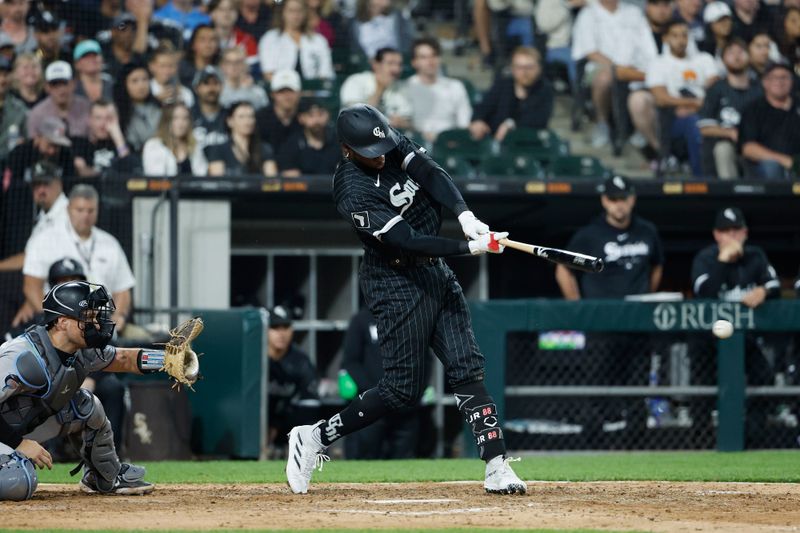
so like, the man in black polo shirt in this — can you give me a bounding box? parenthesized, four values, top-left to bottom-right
(556, 175, 664, 299)
(740, 61, 800, 179)
(277, 98, 341, 177)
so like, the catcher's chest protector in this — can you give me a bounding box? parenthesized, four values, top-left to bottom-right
(0, 326, 87, 436)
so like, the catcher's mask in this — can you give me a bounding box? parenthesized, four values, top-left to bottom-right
(43, 281, 116, 350)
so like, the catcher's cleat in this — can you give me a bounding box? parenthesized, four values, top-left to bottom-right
(79, 463, 154, 496)
(286, 421, 329, 494)
(484, 456, 527, 495)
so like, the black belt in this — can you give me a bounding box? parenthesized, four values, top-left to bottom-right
(364, 253, 439, 268)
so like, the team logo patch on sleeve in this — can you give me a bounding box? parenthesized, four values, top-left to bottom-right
(351, 211, 370, 229)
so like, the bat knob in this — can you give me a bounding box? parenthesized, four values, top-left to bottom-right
(593, 259, 605, 273)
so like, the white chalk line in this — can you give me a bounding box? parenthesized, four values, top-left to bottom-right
(323, 507, 500, 516)
(364, 498, 460, 504)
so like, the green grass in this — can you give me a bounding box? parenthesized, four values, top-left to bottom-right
(35, 450, 800, 484)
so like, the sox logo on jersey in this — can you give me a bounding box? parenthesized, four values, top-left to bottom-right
(390, 179, 419, 214)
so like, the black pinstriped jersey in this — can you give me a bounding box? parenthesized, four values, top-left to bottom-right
(333, 135, 443, 258)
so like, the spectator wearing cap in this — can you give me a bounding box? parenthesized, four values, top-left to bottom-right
(646, 20, 719, 176)
(691, 207, 779, 308)
(264, 304, 320, 449)
(740, 61, 800, 179)
(9, 52, 44, 109)
(0, 159, 68, 317)
(191, 65, 229, 150)
(208, 0, 259, 71)
(237, 0, 273, 42)
(0, 55, 27, 160)
(256, 69, 303, 153)
(103, 12, 151, 81)
(258, 0, 334, 82)
(6, 116, 75, 188)
(731, 0, 774, 43)
(700, 1, 734, 70)
(556, 176, 664, 300)
(0, 33, 16, 61)
(31, 10, 69, 68)
(698, 38, 762, 178)
(27, 61, 92, 138)
(71, 99, 137, 178)
(219, 46, 268, 110)
(403, 37, 472, 144)
(277, 97, 339, 177)
(154, 0, 211, 40)
(73, 0, 124, 42)
(0, 0, 36, 54)
(571, 0, 658, 148)
(672, 0, 707, 50)
(143, 102, 208, 177)
(208, 100, 277, 177)
(339, 47, 412, 130)
(73, 40, 114, 103)
(113, 61, 161, 153)
(149, 42, 195, 107)
(469, 46, 553, 142)
(178, 24, 220, 88)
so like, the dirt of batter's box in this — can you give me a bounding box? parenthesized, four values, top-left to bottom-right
(5, 481, 800, 532)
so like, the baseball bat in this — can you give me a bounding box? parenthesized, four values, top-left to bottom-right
(498, 239, 604, 273)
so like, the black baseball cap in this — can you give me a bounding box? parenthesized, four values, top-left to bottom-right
(31, 10, 60, 32)
(267, 305, 292, 328)
(763, 61, 792, 77)
(48, 258, 87, 286)
(337, 104, 398, 158)
(0, 56, 12, 72)
(599, 175, 635, 199)
(31, 160, 63, 184)
(112, 12, 137, 30)
(714, 207, 747, 229)
(193, 65, 223, 87)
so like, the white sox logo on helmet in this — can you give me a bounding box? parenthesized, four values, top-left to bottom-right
(373, 127, 385, 138)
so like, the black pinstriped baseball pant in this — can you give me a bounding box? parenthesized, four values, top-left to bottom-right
(360, 256, 485, 411)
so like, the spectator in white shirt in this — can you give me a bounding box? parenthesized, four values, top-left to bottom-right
(143, 103, 209, 177)
(572, 0, 655, 147)
(352, 0, 413, 60)
(535, 0, 578, 85)
(149, 42, 195, 107)
(258, 0, 334, 81)
(646, 20, 719, 176)
(340, 47, 412, 129)
(220, 46, 269, 110)
(21, 184, 135, 333)
(403, 37, 472, 144)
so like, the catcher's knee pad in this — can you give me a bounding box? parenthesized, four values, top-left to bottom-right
(0, 452, 38, 501)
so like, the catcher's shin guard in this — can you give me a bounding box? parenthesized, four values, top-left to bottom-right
(453, 382, 506, 461)
(80, 394, 121, 492)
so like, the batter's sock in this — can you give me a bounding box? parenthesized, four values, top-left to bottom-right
(453, 381, 507, 461)
(318, 388, 390, 446)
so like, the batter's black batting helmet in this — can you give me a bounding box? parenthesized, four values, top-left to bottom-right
(42, 281, 116, 349)
(336, 104, 398, 158)
(47, 258, 87, 287)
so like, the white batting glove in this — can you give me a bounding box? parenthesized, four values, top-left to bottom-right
(458, 211, 490, 240)
(468, 232, 508, 255)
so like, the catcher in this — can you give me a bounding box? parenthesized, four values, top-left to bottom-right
(0, 281, 202, 500)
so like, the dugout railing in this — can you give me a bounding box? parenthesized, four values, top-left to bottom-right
(470, 299, 800, 453)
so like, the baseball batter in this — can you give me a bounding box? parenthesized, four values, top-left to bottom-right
(0, 281, 198, 500)
(285, 104, 526, 495)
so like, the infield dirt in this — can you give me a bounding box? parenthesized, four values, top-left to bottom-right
(6, 481, 800, 532)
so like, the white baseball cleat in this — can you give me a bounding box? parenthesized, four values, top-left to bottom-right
(484, 456, 527, 495)
(286, 421, 329, 494)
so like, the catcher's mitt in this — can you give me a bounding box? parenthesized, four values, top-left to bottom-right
(163, 316, 204, 389)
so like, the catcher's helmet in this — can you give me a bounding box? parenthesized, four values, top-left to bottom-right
(336, 104, 398, 158)
(47, 258, 87, 287)
(42, 281, 116, 349)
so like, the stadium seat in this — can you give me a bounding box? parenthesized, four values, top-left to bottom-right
(481, 154, 545, 179)
(501, 128, 569, 155)
(548, 156, 612, 179)
(455, 77, 483, 106)
(439, 153, 478, 179)
(433, 129, 493, 164)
